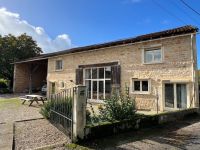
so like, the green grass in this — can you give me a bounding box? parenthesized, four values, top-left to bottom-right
(0, 98, 21, 109)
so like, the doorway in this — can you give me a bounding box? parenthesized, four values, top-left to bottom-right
(164, 83, 187, 110)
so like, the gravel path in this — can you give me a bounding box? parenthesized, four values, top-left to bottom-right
(0, 123, 13, 150)
(0, 96, 71, 150)
(15, 119, 70, 150)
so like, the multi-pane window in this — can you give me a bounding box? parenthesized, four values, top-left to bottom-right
(144, 48, 162, 64)
(55, 60, 63, 70)
(84, 66, 111, 101)
(132, 79, 149, 93)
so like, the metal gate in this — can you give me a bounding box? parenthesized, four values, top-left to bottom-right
(50, 87, 76, 139)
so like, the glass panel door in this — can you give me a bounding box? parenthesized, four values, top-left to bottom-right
(177, 84, 187, 109)
(105, 80, 111, 99)
(92, 81, 97, 99)
(85, 80, 91, 99)
(99, 81, 104, 100)
(165, 83, 174, 108)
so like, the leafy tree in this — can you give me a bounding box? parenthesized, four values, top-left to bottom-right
(0, 34, 42, 89)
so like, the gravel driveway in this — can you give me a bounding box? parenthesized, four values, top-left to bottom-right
(15, 119, 70, 150)
(0, 95, 70, 150)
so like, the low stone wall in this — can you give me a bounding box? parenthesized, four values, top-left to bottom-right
(84, 108, 199, 140)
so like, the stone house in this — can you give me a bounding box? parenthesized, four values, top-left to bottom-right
(13, 25, 199, 112)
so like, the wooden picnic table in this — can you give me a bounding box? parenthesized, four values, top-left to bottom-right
(20, 94, 47, 106)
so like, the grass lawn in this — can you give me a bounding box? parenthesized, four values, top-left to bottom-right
(0, 98, 21, 109)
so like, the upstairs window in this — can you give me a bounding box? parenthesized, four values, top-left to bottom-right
(55, 60, 63, 71)
(144, 48, 162, 64)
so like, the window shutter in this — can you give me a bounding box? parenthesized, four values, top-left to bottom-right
(76, 68, 83, 85)
(111, 65, 121, 85)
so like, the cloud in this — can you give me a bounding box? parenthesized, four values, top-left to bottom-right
(0, 7, 72, 53)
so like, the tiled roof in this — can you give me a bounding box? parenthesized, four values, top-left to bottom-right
(14, 25, 198, 64)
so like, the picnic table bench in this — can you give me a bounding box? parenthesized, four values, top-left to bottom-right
(20, 95, 47, 106)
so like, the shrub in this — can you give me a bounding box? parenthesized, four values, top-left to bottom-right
(86, 104, 102, 124)
(0, 88, 9, 94)
(99, 86, 136, 121)
(40, 97, 72, 119)
(86, 86, 136, 125)
(0, 79, 10, 94)
(0, 79, 8, 88)
(40, 100, 54, 119)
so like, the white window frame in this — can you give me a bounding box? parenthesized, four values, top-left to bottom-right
(163, 82, 189, 111)
(83, 66, 111, 102)
(55, 60, 63, 71)
(131, 79, 150, 94)
(143, 47, 163, 64)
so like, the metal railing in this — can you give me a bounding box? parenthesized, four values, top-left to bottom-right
(50, 87, 76, 139)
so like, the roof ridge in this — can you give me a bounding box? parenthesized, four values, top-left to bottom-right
(14, 25, 198, 64)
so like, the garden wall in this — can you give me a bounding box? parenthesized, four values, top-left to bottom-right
(84, 108, 199, 140)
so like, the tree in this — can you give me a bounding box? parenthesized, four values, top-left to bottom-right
(0, 33, 43, 89)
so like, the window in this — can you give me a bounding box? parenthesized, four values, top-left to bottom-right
(59, 81, 65, 89)
(132, 79, 149, 93)
(84, 67, 111, 101)
(51, 82, 55, 94)
(144, 48, 162, 64)
(165, 83, 187, 109)
(55, 60, 63, 70)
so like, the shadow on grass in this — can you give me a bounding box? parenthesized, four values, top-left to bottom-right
(79, 114, 200, 150)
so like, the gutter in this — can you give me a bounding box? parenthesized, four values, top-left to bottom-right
(46, 32, 197, 59)
(13, 32, 197, 64)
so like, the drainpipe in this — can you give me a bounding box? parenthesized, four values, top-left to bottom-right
(190, 33, 197, 108)
(156, 87, 159, 114)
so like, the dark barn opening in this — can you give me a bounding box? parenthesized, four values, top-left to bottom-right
(13, 59, 48, 94)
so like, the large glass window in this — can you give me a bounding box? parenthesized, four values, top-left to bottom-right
(165, 83, 187, 109)
(177, 84, 187, 109)
(84, 67, 111, 101)
(144, 48, 162, 64)
(132, 79, 149, 93)
(165, 84, 174, 108)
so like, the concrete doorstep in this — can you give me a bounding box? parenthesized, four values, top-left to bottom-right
(0, 123, 13, 150)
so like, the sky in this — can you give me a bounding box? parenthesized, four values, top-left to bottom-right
(0, 0, 200, 67)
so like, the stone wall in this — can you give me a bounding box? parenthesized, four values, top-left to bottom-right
(47, 34, 198, 111)
(84, 108, 199, 141)
(13, 63, 30, 93)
